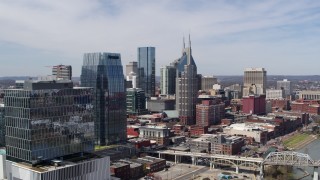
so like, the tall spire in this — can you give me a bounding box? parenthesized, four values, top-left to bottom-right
(187, 34, 192, 64)
(182, 36, 185, 55)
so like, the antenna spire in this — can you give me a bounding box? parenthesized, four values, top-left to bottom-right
(182, 36, 185, 55)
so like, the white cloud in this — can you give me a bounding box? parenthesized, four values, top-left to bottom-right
(0, 0, 320, 76)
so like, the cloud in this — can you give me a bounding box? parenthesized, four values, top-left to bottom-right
(0, 0, 320, 76)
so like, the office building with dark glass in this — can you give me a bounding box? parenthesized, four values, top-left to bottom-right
(4, 80, 95, 165)
(138, 47, 156, 97)
(81, 52, 126, 145)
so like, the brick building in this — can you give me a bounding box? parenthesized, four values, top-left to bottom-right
(139, 125, 171, 145)
(190, 125, 209, 137)
(242, 95, 266, 115)
(269, 99, 290, 111)
(110, 162, 131, 180)
(291, 100, 320, 115)
(196, 100, 225, 126)
(134, 156, 166, 173)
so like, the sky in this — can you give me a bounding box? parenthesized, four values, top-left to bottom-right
(0, 0, 320, 77)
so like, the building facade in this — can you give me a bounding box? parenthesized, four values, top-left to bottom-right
(146, 98, 175, 112)
(6, 154, 110, 180)
(126, 88, 147, 115)
(299, 91, 320, 100)
(126, 61, 138, 77)
(175, 36, 198, 125)
(4, 80, 95, 165)
(139, 126, 170, 145)
(243, 68, 267, 97)
(160, 65, 176, 95)
(138, 47, 156, 97)
(52, 65, 72, 80)
(196, 100, 225, 127)
(242, 95, 266, 115)
(0, 104, 4, 147)
(266, 89, 285, 99)
(277, 79, 292, 96)
(81, 52, 126, 145)
(201, 76, 218, 91)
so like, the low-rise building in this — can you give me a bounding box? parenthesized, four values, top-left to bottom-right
(189, 134, 245, 155)
(190, 125, 209, 137)
(147, 98, 175, 113)
(134, 156, 166, 173)
(110, 162, 130, 180)
(266, 89, 285, 100)
(139, 126, 171, 145)
(6, 153, 110, 180)
(127, 125, 140, 138)
(223, 123, 268, 144)
(291, 100, 320, 115)
(128, 138, 151, 149)
(137, 113, 165, 123)
(118, 160, 144, 179)
(210, 135, 244, 155)
(299, 90, 320, 100)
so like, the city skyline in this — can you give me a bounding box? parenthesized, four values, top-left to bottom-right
(1, 1, 320, 76)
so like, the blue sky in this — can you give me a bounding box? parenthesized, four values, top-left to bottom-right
(0, 0, 320, 76)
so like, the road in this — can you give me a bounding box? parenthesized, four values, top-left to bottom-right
(173, 166, 210, 180)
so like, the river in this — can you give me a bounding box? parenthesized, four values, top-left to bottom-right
(293, 139, 320, 180)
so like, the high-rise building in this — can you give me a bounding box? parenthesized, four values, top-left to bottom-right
(52, 65, 72, 80)
(126, 61, 138, 77)
(126, 88, 147, 115)
(175, 36, 198, 125)
(126, 61, 138, 89)
(277, 79, 292, 96)
(138, 47, 155, 97)
(201, 76, 218, 91)
(4, 80, 95, 165)
(243, 68, 267, 97)
(81, 52, 126, 145)
(160, 65, 176, 95)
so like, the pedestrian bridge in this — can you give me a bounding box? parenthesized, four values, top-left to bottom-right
(144, 150, 320, 179)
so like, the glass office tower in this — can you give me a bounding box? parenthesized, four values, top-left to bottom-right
(4, 80, 94, 165)
(81, 53, 126, 146)
(138, 47, 155, 97)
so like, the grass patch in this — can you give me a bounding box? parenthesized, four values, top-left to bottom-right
(94, 144, 119, 151)
(283, 133, 309, 148)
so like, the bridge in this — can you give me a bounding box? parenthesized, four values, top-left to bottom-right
(144, 150, 320, 180)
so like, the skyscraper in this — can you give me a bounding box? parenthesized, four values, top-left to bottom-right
(160, 65, 176, 95)
(175, 36, 198, 125)
(138, 47, 155, 97)
(201, 75, 218, 91)
(126, 61, 138, 77)
(52, 64, 72, 80)
(243, 68, 267, 97)
(277, 79, 292, 96)
(0, 104, 4, 147)
(4, 80, 95, 164)
(81, 52, 126, 145)
(126, 88, 147, 115)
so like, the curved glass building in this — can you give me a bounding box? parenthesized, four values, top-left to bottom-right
(81, 53, 126, 145)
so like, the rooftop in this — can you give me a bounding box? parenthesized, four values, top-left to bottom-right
(10, 153, 103, 173)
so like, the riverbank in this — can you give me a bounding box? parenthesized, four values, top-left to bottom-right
(283, 133, 318, 150)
